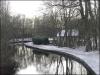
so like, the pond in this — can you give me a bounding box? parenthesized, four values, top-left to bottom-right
(14, 45, 89, 75)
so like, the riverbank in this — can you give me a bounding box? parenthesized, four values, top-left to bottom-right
(24, 42, 99, 75)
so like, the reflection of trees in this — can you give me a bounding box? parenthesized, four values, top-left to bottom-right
(15, 46, 88, 75)
(34, 53, 65, 74)
(65, 58, 73, 75)
(55, 56, 64, 75)
(34, 53, 49, 73)
(65, 58, 88, 75)
(15, 46, 34, 69)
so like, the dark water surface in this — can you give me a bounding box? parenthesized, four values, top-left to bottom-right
(14, 45, 88, 75)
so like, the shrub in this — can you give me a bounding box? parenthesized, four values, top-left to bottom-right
(32, 36, 49, 45)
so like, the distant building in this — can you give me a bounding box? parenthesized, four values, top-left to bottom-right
(67, 29, 79, 37)
(56, 29, 79, 47)
(48, 38, 53, 44)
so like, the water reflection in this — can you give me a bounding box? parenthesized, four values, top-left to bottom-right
(15, 45, 87, 75)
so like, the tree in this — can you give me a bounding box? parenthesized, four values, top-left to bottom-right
(41, 0, 99, 50)
(1, 1, 35, 73)
(33, 12, 58, 38)
(0, 1, 19, 75)
(98, 0, 100, 51)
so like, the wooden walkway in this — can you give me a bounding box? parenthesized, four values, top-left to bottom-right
(9, 38, 32, 43)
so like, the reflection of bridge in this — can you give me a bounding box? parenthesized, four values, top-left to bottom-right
(9, 38, 32, 43)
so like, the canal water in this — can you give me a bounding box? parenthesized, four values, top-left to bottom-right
(14, 45, 88, 75)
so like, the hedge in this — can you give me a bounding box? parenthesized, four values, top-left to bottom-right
(32, 36, 49, 45)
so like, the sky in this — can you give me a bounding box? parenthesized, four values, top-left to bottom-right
(9, 1, 46, 18)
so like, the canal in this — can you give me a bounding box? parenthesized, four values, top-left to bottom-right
(12, 44, 92, 75)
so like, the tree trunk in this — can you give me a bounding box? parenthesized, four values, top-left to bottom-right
(79, 0, 92, 51)
(98, 0, 100, 51)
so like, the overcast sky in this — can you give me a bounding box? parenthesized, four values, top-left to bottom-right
(9, 1, 46, 18)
